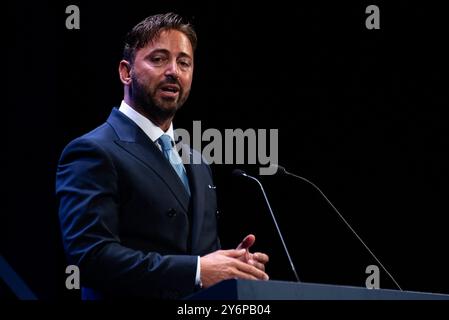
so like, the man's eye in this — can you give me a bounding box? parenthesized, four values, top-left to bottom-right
(179, 60, 192, 68)
(151, 56, 166, 64)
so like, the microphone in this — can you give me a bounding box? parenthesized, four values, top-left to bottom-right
(232, 169, 301, 282)
(271, 164, 403, 291)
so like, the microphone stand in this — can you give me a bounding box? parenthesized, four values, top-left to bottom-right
(277, 165, 403, 291)
(235, 170, 301, 282)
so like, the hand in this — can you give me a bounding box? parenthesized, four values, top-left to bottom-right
(200, 249, 269, 288)
(236, 234, 270, 272)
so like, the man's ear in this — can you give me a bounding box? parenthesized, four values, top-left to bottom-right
(119, 60, 132, 85)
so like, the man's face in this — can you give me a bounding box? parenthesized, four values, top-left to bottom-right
(130, 29, 194, 116)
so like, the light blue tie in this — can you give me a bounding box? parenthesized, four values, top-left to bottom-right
(158, 134, 191, 196)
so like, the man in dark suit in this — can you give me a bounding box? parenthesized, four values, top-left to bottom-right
(56, 13, 269, 299)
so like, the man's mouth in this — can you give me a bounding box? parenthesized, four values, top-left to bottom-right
(159, 84, 180, 99)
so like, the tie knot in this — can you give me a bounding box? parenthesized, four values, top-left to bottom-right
(158, 134, 174, 151)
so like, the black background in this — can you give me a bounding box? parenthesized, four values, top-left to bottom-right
(4, 0, 449, 299)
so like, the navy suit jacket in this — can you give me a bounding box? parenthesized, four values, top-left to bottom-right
(56, 108, 220, 299)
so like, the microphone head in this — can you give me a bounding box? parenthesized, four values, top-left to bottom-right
(267, 164, 287, 176)
(232, 169, 247, 177)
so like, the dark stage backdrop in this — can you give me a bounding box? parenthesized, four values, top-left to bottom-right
(5, 0, 448, 299)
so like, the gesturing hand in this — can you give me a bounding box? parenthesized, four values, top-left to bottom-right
(200, 249, 269, 288)
(236, 234, 270, 272)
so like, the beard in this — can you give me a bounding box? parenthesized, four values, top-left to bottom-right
(130, 73, 190, 119)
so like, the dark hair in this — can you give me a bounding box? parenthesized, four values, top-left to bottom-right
(123, 12, 197, 64)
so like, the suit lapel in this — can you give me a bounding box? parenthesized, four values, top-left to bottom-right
(107, 108, 190, 212)
(183, 145, 206, 253)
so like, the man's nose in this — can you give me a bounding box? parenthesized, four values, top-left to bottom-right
(164, 60, 179, 80)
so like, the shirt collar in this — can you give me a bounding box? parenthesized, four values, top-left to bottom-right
(118, 100, 174, 143)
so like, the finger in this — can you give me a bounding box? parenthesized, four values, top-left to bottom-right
(231, 269, 259, 281)
(234, 259, 269, 280)
(222, 249, 247, 258)
(253, 252, 269, 264)
(248, 259, 265, 272)
(236, 234, 255, 250)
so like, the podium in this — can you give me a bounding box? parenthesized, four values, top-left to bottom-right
(188, 279, 449, 300)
